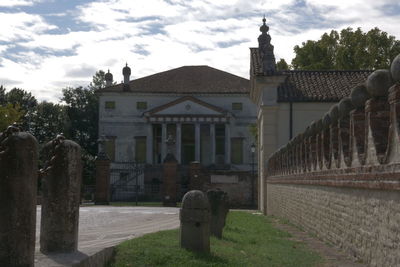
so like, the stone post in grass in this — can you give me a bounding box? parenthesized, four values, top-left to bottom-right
(0, 126, 38, 267)
(40, 135, 82, 253)
(180, 190, 210, 253)
(207, 189, 229, 238)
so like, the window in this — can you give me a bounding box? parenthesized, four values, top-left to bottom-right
(136, 101, 147, 110)
(135, 136, 147, 163)
(231, 138, 243, 164)
(105, 101, 115, 109)
(105, 137, 115, 161)
(232, 102, 243, 111)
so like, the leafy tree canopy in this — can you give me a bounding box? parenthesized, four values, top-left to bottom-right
(276, 58, 290, 71)
(291, 27, 400, 70)
(0, 103, 23, 132)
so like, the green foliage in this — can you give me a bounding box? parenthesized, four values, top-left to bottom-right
(61, 70, 104, 184)
(0, 103, 23, 132)
(276, 58, 290, 70)
(26, 101, 69, 145)
(292, 27, 400, 70)
(248, 123, 258, 144)
(108, 211, 322, 267)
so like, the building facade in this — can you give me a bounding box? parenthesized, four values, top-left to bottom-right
(96, 65, 257, 204)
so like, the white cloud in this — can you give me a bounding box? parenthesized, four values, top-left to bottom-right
(0, 0, 399, 102)
(0, 12, 56, 42)
(0, 0, 45, 7)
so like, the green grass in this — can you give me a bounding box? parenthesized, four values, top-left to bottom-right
(107, 211, 323, 267)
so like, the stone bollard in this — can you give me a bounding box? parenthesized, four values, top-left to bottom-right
(0, 128, 38, 267)
(163, 153, 178, 207)
(180, 190, 210, 253)
(40, 135, 82, 253)
(206, 189, 229, 239)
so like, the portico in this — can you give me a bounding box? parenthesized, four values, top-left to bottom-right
(145, 109, 232, 165)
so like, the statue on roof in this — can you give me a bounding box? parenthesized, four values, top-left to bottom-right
(258, 16, 276, 75)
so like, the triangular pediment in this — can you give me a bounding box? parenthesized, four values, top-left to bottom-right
(146, 96, 227, 117)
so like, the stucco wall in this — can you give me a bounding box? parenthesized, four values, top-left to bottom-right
(276, 102, 334, 148)
(267, 184, 400, 267)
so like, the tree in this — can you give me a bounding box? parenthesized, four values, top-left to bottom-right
(61, 70, 104, 184)
(276, 58, 290, 71)
(26, 102, 69, 145)
(0, 103, 23, 132)
(291, 27, 400, 70)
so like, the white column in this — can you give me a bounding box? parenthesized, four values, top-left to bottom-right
(225, 124, 231, 164)
(195, 123, 200, 162)
(146, 124, 153, 164)
(176, 123, 181, 163)
(210, 123, 216, 164)
(161, 123, 167, 161)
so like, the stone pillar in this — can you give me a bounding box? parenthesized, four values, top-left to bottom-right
(146, 124, 153, 164)
(40, 138, 82, 253)
(189, 161, 203, 190)
(210, 123, 216, 164)
(207, 189, 229, 238)
(161, 123, 167, 161)
(0, 131, 38, 267)
(176, 123, 181, 163)
(95, 157, 111, 205)
(225, 124, 231, 164)
(162, 153, 178, 207)
(195, 123, 200, 162)
(180, 190, 210, 253)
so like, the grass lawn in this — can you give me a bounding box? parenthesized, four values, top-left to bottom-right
(107, 211, 323, 267)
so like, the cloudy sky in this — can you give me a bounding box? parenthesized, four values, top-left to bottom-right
(0, 0, 399, 102)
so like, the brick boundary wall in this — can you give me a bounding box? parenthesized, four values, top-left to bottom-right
(265, 55, 400, 267)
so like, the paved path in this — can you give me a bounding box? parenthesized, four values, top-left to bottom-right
(34, 206, 180, 266)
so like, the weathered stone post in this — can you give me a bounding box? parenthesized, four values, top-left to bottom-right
(163, 153, 178, 207)
(40, 135, 82, 253)
(0, 127, 38, 267)
(189, 161, 203, 190)
(95, 135, 111, 205)
(180, 190, 210, 253)
(207, 189, 229, 238)
(163, 134, 178, 207)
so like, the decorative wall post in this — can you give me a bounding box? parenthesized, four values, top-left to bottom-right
(0, 126, 38, 267)
(95, 135, 111, 205)
(163, 134, 178, 207)
(40, 135, 82, 253)
(189, 161, 202, 190)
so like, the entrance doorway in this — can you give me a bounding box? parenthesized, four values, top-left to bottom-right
(181, 124, 195, 164)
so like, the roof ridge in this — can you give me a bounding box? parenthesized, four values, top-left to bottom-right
(283, 69, 373, 73)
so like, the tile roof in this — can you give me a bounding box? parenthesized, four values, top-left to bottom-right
(250, 48, 373, 102)
(97, 65, 249, 94)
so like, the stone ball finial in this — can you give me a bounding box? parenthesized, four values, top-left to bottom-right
(259, 16, 269, 34)
(338, 97, 355, 119)
(181, 190, 210, 210)
(366, 69, 394, 98)
(350, 83, 370, 108)
(328, 104, 339, 122)
(322, 113, 331, 129)
(391, 54, 400, 82)
(122, 63, 131, 76)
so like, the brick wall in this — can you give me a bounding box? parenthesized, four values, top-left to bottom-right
(267, 184, 400, 266)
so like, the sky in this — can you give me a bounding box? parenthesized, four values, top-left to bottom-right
(0, 0, 399, 102)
